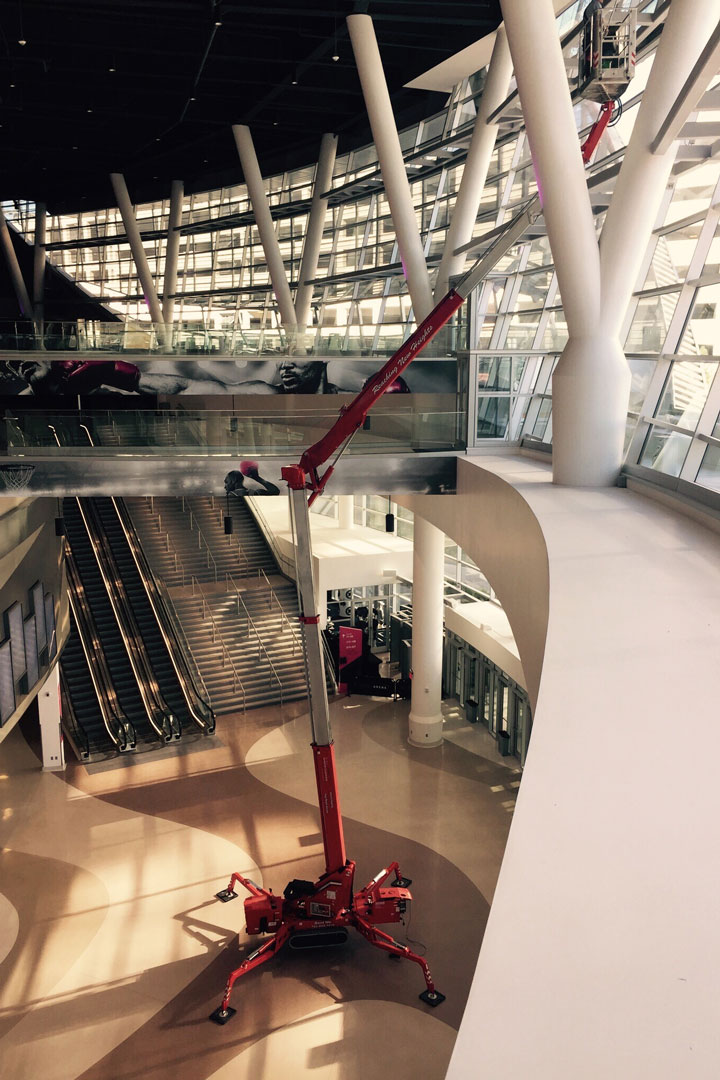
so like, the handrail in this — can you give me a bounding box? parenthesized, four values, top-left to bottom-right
(58, 657, 90, 759)
(59, 421, 179, 741)
(191, 576, 246, 713)
(225, 571, 284, 705)
(321, 630, 339, 696)
(146, 495, 189, 587)
(64, 552, 137, 752)
(76, 496, 180, 742)
(112, 496, 216, 733)
(210, 494, 251, 576)
(180, 495, 220, 582)
(257, 567, 301, 656)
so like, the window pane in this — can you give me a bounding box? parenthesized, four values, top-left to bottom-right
(696, 444, 720, 493)
(654, 361, 717, 428)
(639, 428, 692, 476)
(625, 292, 680, 353)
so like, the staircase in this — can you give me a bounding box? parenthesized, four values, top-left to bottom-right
(92, 411, 180, 448)
(124, 494, 314, 713)
(125, 495, 276, 587)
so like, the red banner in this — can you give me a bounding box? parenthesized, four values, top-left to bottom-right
(338, 626, 364, 693)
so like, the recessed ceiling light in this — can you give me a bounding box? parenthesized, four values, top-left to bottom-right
(18, 39, 26, 46)
(87, 108, 93, 113)
(214, 20, 222, 27)
(108, 65, 116, 72)
(189, 96, 196, 101)
(9, 83, 15, 88)
(332, 54, 339, 62)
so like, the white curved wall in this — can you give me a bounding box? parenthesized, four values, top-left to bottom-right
(404, 454, 720, 1079)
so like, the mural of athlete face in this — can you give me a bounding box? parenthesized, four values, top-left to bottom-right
(279, 358, 326, 393)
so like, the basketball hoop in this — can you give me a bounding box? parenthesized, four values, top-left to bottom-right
(0, 463, 36, 492)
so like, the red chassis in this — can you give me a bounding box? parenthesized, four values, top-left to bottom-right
(210, 744, 443, 1025)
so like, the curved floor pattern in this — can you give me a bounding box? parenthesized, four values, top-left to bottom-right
(1, 694, 515, 1080)
(0, 726, 260, 1080)
(0, 891, 19, 967)
(204, 1000, 457, 1080)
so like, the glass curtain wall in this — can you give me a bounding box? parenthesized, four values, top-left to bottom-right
(2, 1, 719, 497)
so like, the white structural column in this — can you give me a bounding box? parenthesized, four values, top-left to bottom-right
(434, 27, 513, 299)
(232, 124, 298, 331)
(501, 0, 629, 486)
(162, 179, 184, 326)
(600, 0, 719, 338)
(295, 133, 338, 338)
(408, 515, 445, 748)
(32, 201, 47, 332)
(337, 496, 354, 530)
(38, 665, 65, 771)
(347, 13, 434, 322)
(347, 12, 444, 745)
(109, 173, 167, 338)
(0, 207, 33, 318)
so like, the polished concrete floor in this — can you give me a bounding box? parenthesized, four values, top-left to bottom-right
(0, 695, 518, 1080)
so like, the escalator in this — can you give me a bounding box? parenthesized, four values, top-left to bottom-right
(92, 496, 215, 735)
(62, 497, 172, 748)
(60, 555, 136, 758)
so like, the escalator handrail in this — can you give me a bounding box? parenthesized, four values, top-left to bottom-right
(52, 421, 177, 742)
(75, 496, 179, 742)
(58, 662, 91, 759)
(112, 496, 216, 732)
(65, 552, 137, 752)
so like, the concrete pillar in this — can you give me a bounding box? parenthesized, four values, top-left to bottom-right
(337, 495, 354, 530)
(501, 0, 629, 486)
(109, 173, 167, 343)
(295, 133, 338, 341)
(600, 0, 719, 337)
(408, 515, 445, 748)
(38, 665, 65, 771)
(33, 200, 46, 334)
(435, 28, 513, 299)
(0, 207, 33, 318)
(232, 124, 298, 332)
(162, 179, 183, 327)
(347, 13, 433, 321)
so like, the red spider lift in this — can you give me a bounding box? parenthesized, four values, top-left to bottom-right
(209, 104, 617, 1026)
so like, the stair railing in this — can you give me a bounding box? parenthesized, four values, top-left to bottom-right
(209, 495, 252, 576)
(256, 567, 301, 656)
(191, 576, 246, 712)
(224, 571, 284, 705)
(180, 496, 220, 582)
(145, 496, 189, 586)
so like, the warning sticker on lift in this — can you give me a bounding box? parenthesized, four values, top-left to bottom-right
(309, 902, 332, 918)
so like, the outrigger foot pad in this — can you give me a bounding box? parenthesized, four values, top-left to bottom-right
(419, 989, 446, 1007)
(393, 876, 412, 888)
(209, 1005, 237, 1025)
(215, 889, 238, 903)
